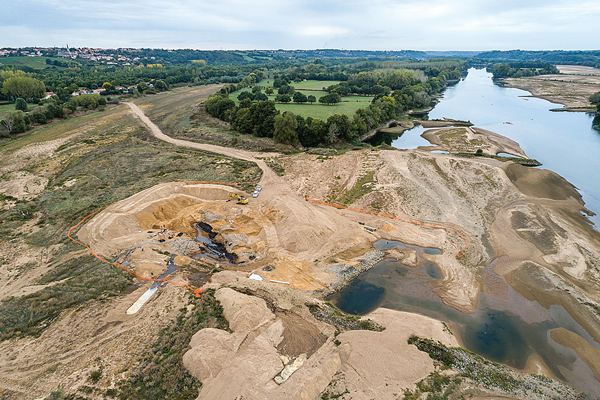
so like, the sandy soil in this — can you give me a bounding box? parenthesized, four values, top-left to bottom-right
(503, 65, 600, 110)
(0, 283, 187, 398)
(183, 275, 458, 400)
(3, 96, 600, 398)
(421, 126, 528, 157)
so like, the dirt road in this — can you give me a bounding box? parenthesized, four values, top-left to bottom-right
(123, 102, 383, 288)
(123, 101, 479, 300)
(126, 102, 277, 185)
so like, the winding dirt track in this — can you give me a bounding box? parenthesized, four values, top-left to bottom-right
(124, 101, 469, 260)
(126, 102, 276, 183)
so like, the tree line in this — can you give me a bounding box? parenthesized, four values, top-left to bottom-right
(204, 64, 466, 147)
(488, 62, 559, 79)
(476, 50, 600, 69)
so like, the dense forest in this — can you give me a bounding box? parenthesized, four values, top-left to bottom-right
(487, 61, 559, 78)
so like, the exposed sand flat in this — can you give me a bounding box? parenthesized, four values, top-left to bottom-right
(557, 65, 600, 76)
(503, 65, 600, 110)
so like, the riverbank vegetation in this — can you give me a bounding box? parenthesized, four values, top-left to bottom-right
(590, 91, 600, 112)
(407, 335, 584, 399)
(488, 62, 559, 79)
(455, 151, 542, 166)
(475, 50, 600, 68)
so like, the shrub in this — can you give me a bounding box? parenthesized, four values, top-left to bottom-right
(15, 97, 28, 111)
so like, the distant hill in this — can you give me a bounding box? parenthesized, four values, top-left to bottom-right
(277, 49, 428, 59)
(425, 51, 481, 58)
(474, 50, 600, 68)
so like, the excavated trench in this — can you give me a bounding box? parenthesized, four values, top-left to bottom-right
(192, 222, 239, 264)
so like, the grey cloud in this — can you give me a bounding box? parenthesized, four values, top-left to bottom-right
(2, 0, 598, 49)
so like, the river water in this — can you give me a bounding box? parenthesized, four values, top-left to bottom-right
(335, 71, 600, 395)
(394, 68, 600, 227)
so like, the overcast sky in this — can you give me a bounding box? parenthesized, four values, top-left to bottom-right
(2, 0, 598, 50)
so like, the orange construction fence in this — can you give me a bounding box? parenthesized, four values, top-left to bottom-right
(304, 197, 468, 258)
(68, 208, 203, 297)
(184, 181, 239, 187)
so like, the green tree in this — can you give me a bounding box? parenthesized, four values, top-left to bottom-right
(238, 91, 254, 102)
(276, 94, 291, 103)
(307, 95, 317, 104)
(265, 87, 274, 95)
(205, 94, 235, 120)
(273, 111, 298, 145)
(239, 98, 253, 109)
(67, 83, 79, 94)
(327, 114, 357, 142)
(492, 63, 512, 78)
(250, 100, 278, 137)
(154, 80, 168, 91)
(15, 98, 28, 112)
(277, 84, 295, 95)
(293, 92, 308, 104)
(2, 76, 46, 99)
(233, 108, 253, 134)
(254, 93, 268, 102)
(1, 110, 27, 135)
(73, 94, 101, 109)
(298, 117, 326, 147)
(319, 93, 341, 105)
(137, 82, 147, 93)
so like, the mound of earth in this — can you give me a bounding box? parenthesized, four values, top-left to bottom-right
(183, 274, 458, 400)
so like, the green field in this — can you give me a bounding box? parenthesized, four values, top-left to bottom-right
(0, 102, 39, 120)
(259, 79, 340, 91)
(272, 95, 373, 119)
(231, 80, 374, 119)
(0, 56, 52, 69)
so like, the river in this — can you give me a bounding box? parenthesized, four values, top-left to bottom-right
(394, 68, 600, 227)
(334, 69, 600, 395)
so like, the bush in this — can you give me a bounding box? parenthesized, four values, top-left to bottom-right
(1, 110, 27, 134)
(15, 97, 28, 111)
(89, 369, 103, 383)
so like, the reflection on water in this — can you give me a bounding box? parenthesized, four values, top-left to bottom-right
(593, 115, 600, 134)
(328, 241, 600, 395)
(367, 125, 434, 149)
(424, 68, 600, 227)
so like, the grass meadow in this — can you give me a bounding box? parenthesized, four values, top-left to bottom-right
(231, 80, 374, 119)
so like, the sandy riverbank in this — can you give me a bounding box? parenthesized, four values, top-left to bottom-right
(502, 65, 600, 111)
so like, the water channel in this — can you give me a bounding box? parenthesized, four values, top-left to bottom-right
(338, 70, 600, 395)
(390, 68, 600, 227)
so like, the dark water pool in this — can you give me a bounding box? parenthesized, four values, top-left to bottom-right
(327, 241, 600, 396)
